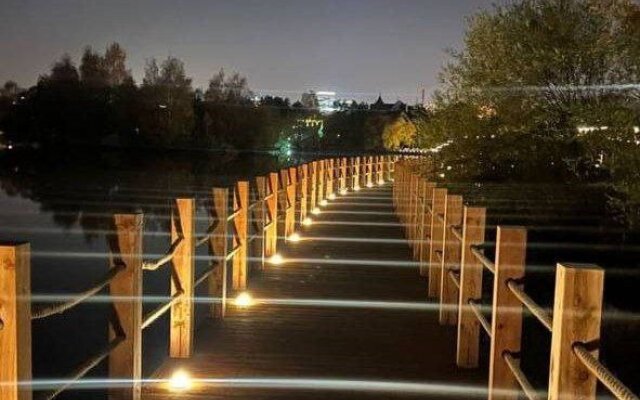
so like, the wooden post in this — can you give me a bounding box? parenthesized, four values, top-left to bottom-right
(412, 177, 423, 260)
(386, 155, 393, 182)
(548, 263, 604, 400)
(428, 188, 447, 298)
(377, 156, 384, 184)
(317, 160, 325, 205)
(419, 181, 436, 277)
(354, 157, 361, 189)
(456, 207, 487, 368)
(488, 227, 527, 400)
(440, 195, 463, 325)
(265, 173, 278, 258)
(0, 243, 32, 400)
(286, 167, 297, 236)
(366, 156, 374, 187)
(309, 162, 317, 212)
(298, 164, 308, 224)
(109, 214, 143, 400)
(170, 199, 195, 359)
(210, 188, 228, 317)
(340, 157, 347, 193)
(232, 182, 248, 290)
(325, 159, 334, 199)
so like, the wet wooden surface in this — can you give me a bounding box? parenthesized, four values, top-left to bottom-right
(144, 185, 486, 399)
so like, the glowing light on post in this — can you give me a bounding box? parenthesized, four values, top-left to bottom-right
(366, 182, 374, 188)
(311, 208, 321, 215)
(354, 186, 361, 192)
(303, 217, 313, 226)
(287, 232, 302, 243)
(340, 188, 348, 195)
(328, 193, 336, 200)
(234, 292, 253, 308)
(320, 200, 328, 206)
(168, 370, 192, 391)
(269, 254, 284, 265)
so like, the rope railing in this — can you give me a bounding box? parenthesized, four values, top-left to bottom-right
(1, 155, 396, 400)
(37, 334, 126, 400)
(470, 244, 495, 274)
(141, 290, 184, 330)
(573, 343, 640, 400)
(31, 264, 126, 320)
(393, 159, 639, 400)
(468, 299, 492, 337)
(142, 235, 183, 271)
(506, 279, 553, 332)
(451, 225, 463, 242)
(503, 352, 543, 400)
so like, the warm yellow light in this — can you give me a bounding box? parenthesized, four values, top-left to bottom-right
(168, 370, 192, 391)
(234, 292, 253, 307)
(288, 232, 302, 242)
(303, 217, 313, 226)
(354, 186, 361, 192)
(269, 254, 284, 265)
(328, 193, 336, 200)
(340, 188, 348, 195)
(311, 208, 321, 215)
(378, 180, 385, 185)
(366, 183, 374, 188)
(320, 200, 328, 206)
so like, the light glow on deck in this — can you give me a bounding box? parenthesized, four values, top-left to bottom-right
(269, 254, 284, 265)
(168, 370, 192, 391)
(302, 217, 313, 226)
(234, 292, 254, 308)
(311, 207, 321, 215)
(287, 232, 302, 242)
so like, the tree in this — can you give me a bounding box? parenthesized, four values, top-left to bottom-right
(1, 81, 21, 98)
(104, 42, 130, 86)
(139, 56, 194, 144)
(80, 47, 108, 87)
(204, 69, 252, 104)
(45, 54, 80, 84)
(419, 0, 640, 181)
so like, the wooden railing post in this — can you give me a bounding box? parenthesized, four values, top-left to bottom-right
(419, 181, 436, 277)
(428, 188, 447, 298)
(298, 164, 308, 224)
(109, 214, 143, 400)
(325, 159, 334, 199)
(232, 182, 248, 290)
(377, 156, 384, 184)
(0, 243, 32, 400)
(170, 199, 195, 359)
(548, 263, 604, 400)
(265, 173, 278, 258)
(317, 160, 325, 205)
(440, 195, 463, 325)
(286, 168, 297, 236)
(411, 177, 423, 260)
(309, 162, 317, 212)
(354, 157, 361, 189)
(366, 156, 374, 187)
(340, 157, 347, 193)
(456, 207, 487, 368)
(210, 188, 228, 318)
(488, 227, 527, 400)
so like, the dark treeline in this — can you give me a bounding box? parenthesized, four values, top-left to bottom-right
(0, 43, 320, 151)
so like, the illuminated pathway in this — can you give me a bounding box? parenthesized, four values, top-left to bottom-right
(144, 186, 485, 399)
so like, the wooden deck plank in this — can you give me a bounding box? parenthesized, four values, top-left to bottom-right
(143, 186, 485, 399)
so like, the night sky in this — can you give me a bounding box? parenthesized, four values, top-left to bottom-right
(0, 0, 495, 102)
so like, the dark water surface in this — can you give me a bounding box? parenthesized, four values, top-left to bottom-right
(1, 150, 638, 397)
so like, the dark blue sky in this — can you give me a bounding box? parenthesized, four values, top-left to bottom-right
(0, 0, 495, 102)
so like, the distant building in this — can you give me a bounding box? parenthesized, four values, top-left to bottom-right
(369, 95, 407, 113)
(300, 90, 338, 114)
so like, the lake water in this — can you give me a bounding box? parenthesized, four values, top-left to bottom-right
(1, 149, 638, 397)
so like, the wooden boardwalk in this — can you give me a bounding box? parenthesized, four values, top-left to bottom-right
(144, 185, 485, 399)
